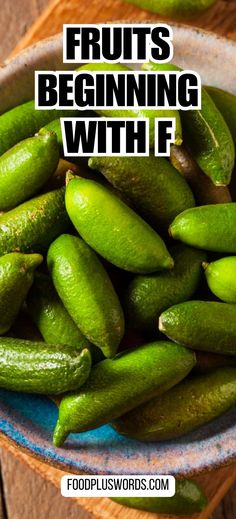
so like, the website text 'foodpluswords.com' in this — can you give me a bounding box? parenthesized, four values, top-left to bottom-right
(61, 475, 175, 497)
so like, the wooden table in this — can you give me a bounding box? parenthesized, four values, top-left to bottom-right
(1, 1, 236, 518)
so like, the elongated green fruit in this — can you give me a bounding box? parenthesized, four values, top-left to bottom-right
(182, 89, 235, 185)
(47, 234, 124, 358)
(78, 63, 182, 147)
(43, 119, 65, 152)
(143, 62, 235, 186)
(203, 257, 236, 303)
(124, 0, 216, 18)
(0, 187, 69, 256)
(0, 253, 42, 334)
(159, 300, 236, 355)
(53, 341, 196, 446)
(0, 100, 76, 156)
(206, 86, 236, 145)
(170, 145, 232, 205)
(89, 155, 195, 230)
(65, 174, 173, 273)
(111, 479, 207, 515)
(27, 273, 92, 351)
(125, 245, 206, 335)
(0, 131, 59, 210)
(169, 204, 236, 253)
(114, 368, 236, 441)
(28, 273, 104, 364)
(0, 337, 91, 395)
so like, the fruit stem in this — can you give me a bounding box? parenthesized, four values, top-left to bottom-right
(66, 170, 76, 186)
(159, 316, 164, 332)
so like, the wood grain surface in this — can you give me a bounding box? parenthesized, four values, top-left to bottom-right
(1, 0, 236, 518)
(1, 434, 236, 519)
(10, 0, 236, 59)
(0, 0, 48, 61)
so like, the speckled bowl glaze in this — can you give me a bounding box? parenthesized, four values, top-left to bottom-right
(1, 25, 236, 477)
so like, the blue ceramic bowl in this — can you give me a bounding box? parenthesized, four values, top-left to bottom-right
(1, 24, 236, 476)
(1, 389, 236, 476)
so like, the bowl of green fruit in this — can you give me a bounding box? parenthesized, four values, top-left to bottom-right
(0, 23, 236, 517)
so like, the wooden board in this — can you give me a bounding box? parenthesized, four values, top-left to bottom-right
(0, 0, 48, 62)
(1, 1, 236, 518)
(0, 433, 236, 519)
(10, 0, 236, 59)
(0, 460, 6, 519)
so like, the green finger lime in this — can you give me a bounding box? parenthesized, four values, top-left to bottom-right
(65, 173, 174, 273)
(143, 62, 235, 186)
(203, 256, 236, 303)
(0, 131, 59, 210)
(47, 234, 125, 358)
(114, 368, 236, 441)
(111, 479, 207, 515)
(53, 341, 196, 446)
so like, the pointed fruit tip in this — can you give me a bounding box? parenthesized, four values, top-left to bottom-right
(175, 135, 183, 146)
(168, 225, 173, 238)
(37, 128, 56, 141)
(202, 261, 209, 271)
(65, 170, 76, 186)
(27, 253, 44, 270)
(158, 315, 165, 332)
(163, 255, 174, 270)
(53, 421, 68, 448)
(214, 179, 228, 187)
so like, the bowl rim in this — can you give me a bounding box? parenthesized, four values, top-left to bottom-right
(1, 23, 236, 477)
(3, 21, 236, 67)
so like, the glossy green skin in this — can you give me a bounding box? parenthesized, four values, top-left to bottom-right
(204, 257, 236, 303)
(111, 479, 207, 514)
(78, 63, 182, 147)
(143, 62, 235, 186)
(65, 175, 173, 273)
(125, 246, 206, 335)
(182, 90, 235, 186)
(89, 155, 195, 231)
(206, 86, 236, 145)
(43, 119, 64, 150)
(47, 234, 125, 358)
(0, 100, 75, 156)
(53, 341, 196, 446)
(143, 63, 180, 73)
(0, 253, 42, 334)
(124, 0, 216, 18)
(114, 368, 236, 441)
(169, 204, 236, 253)
(28, 273, 104, 364)
(160, 300, 236, 355)
(0, 132, 59, 210)
(0, 187, 69, 256)
(0, 337, 91, 395)
(27, 273, 92, 351)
